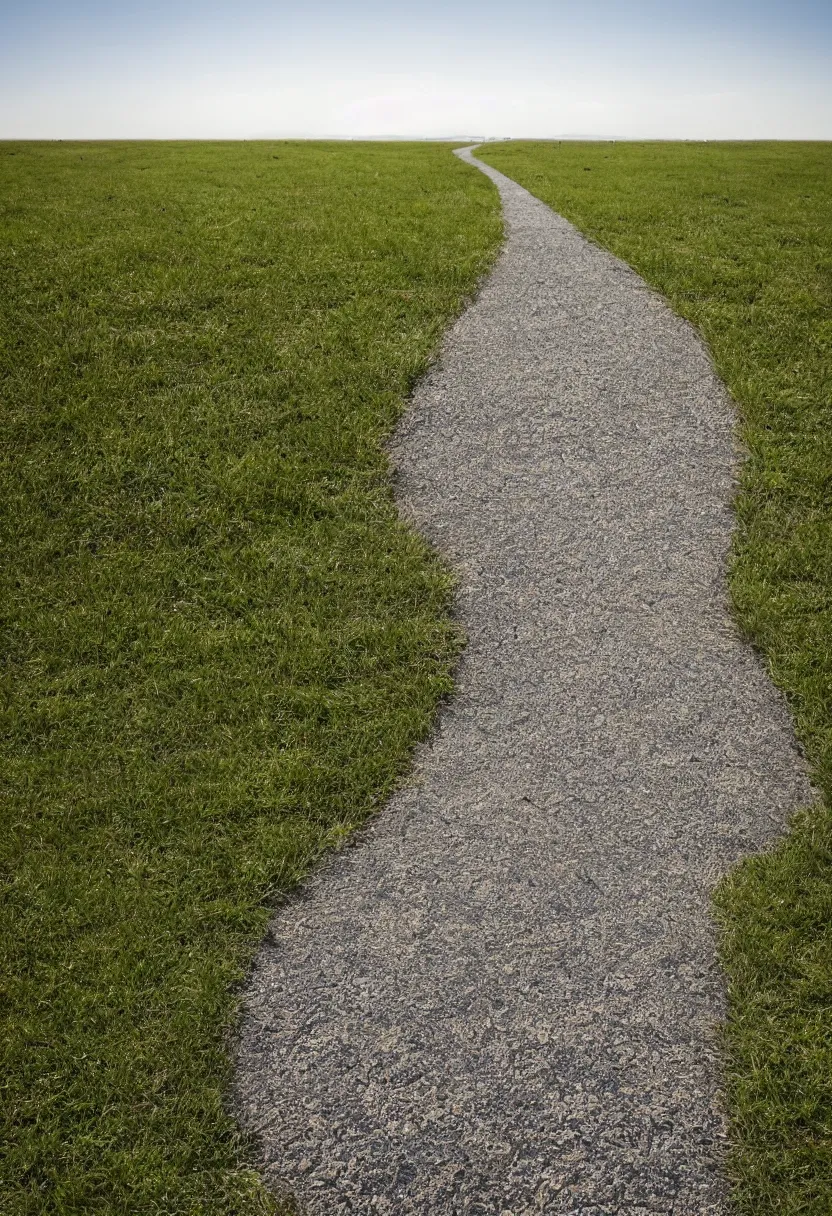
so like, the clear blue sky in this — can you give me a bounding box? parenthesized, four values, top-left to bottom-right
(2, 0, 830, 138)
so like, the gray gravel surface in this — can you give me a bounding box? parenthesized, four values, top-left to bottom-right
(234, 147, 811, 1215)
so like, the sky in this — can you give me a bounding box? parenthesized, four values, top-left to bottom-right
(1, 0, 831, 140)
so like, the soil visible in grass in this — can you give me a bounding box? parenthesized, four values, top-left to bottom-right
(477, 139, 832, 1216)
(0, 140, 501, 1215)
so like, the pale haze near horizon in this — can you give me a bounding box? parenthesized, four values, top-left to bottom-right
(1, 0, 831, 140)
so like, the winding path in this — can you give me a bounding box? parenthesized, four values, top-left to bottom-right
(234, 148, 810, 1215)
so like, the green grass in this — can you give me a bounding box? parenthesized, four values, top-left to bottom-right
(0, 141, 501, 1215)
(477, 140, 832, 1215)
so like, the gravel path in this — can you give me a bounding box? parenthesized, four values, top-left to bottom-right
(234, 147, 811, 1215)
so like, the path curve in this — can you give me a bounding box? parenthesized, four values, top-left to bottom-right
(234, 147, 811, 1215)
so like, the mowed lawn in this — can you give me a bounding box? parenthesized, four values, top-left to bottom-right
(478, 140, 832, 1216)
(0, 141, 501, 1214)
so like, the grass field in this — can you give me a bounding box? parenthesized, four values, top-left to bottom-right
(477, 140, 832, 1216)
(0, 141, 501, 1215)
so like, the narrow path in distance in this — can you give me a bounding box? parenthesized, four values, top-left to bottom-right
(234, 147, 811, 1216)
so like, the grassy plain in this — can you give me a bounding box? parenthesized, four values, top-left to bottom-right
(477, 140, 832, 1215)
(0, 141, 501, 1214)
